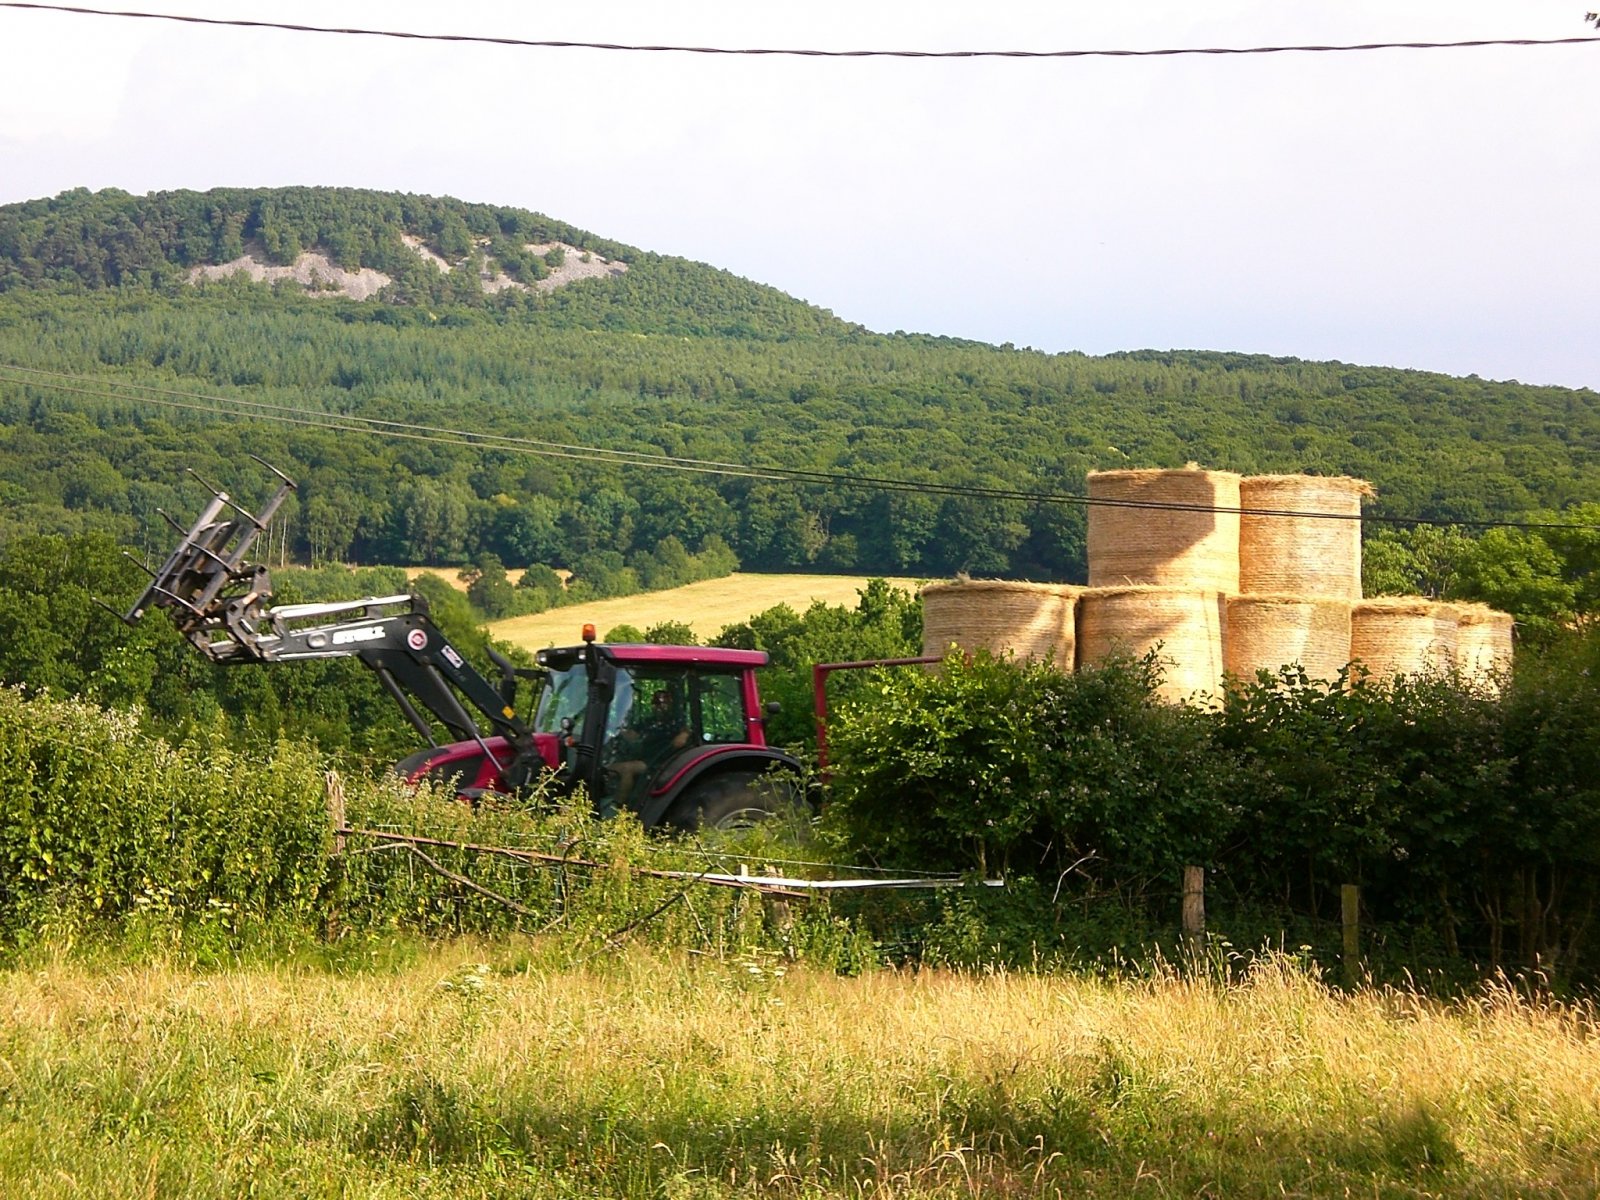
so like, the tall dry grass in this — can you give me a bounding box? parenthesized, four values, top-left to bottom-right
(0, 945, 1596, 1197)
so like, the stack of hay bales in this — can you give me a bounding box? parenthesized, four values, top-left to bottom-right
(921, 579, 1081, 666)
(920, 465, 1516, 704)
(1225, 474, 1366, 685)
(1079, 467, 1238, 703)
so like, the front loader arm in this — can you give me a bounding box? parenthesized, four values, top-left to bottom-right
(237, 595, 529, 745)
(123, 466, 533, 769)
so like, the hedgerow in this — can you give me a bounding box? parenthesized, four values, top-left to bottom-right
(8, 624, 1600, 987)
(0, 688, 860, 966)
(821, 641, 1600, 985)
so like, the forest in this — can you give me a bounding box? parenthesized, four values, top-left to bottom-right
(0, 185, 1597, 611)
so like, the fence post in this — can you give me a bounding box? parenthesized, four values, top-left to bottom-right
(1182, 865, 1205, 954)
(325, 771, 346, 857)
(324, 771, 346, 940)
(1341, 883, 1361, 987)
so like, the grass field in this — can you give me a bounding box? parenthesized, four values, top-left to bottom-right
(403, 564, 532, 590)
(488, 572, 924, 650)
(1, 943, 1596, 1198)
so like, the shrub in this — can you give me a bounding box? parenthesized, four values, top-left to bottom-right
(0, 689, 846, 964)
(822, 651, 1239, 884)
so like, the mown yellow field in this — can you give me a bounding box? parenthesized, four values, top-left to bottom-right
(490, 572, 923, 650)
(403, 564, 532, 590)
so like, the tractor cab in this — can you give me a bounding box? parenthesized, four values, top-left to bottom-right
(533, 637, 795, 827)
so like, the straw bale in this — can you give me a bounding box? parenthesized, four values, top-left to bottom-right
(1454, 603, 1514, 688)
(1224, 594, 1352, 684)
(1239, 474, 1373, 600)
(1087, 467, 1241, 592)
(920, 579, 1080, 665)
(1077, 586, 1226, 705)
(1349, 597, 1458, 680)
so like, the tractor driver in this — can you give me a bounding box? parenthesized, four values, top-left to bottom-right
(610, 686, 690, 810)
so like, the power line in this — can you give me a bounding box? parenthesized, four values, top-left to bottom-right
(4, 362, 1595, 533)
(2, 3, 1597, 60)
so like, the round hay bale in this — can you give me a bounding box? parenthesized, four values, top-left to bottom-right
(1225, 594, 1352, 684)
(920, 579, 1080, 665)
(1454, 603, 1514, 689)
(1087, 467, 1242, 593)
(1349, 597, 1458, 680)
(1239, 475, 1373, 600)
(1077, 586, 1226, 705)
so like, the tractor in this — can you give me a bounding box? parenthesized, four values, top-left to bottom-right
(122, 463, 803, 830)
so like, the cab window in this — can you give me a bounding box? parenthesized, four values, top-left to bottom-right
(693, 672, 745, 744)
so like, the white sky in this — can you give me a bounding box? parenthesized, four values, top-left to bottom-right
(1, 1, 1596, 390)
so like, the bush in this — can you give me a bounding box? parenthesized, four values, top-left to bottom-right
(643, 620, 696, 645)
(1214, 667, 1511, 937)
(0, 688, 849, 963)
(822, 651, 1238, 884)
(821, 633, 1600, 984)
(0, 688, 332, 942)
(720, 579, 922, 750)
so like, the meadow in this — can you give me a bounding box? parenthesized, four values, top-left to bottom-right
(487, 572, 924, 650)
(1, 942, 1596, 1198)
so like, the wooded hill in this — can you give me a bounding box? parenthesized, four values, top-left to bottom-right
(1, 186, 1597, 589)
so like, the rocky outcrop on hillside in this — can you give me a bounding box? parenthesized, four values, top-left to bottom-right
(188, 236, 627, 301)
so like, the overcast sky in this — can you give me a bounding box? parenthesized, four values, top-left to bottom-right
(1, 1, 1595, 390)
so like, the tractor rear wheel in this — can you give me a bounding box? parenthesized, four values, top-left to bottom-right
(667, 770, 804, 832)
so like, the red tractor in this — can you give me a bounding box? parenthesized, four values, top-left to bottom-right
(124, 465, 803, 830)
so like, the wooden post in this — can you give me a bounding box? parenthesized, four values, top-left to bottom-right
(324, 771, 346, 940)
(1182, 866, 1205, 954)
(325, 771, 346, 856)
(1341, 883, 1361, 987)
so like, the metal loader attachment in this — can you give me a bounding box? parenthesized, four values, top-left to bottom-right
(124, 459, 295, 655)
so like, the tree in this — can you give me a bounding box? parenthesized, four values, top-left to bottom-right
(1454, 529, 1575, 643)
(303, 491, 360, 564)
(0, 532, 168, 705)
(930, 495, 1028, 575)
(392, 477, 472, 564)
(465, 553, 516, 619)
(644, 620, 697, 645)
(738, 486, 827, 568)
(1361, 525, 1478, 598)
(488, 496, 565, 567)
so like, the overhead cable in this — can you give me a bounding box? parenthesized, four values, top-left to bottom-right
(1, 3, 1596, 60)
(1, 362, 1595, 532)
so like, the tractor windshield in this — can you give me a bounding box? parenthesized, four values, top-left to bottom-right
(534, 662, 589, 734)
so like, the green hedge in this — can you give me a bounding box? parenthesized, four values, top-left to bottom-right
(822, 643, 1600, 984)
(0, 688, 863, 965)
